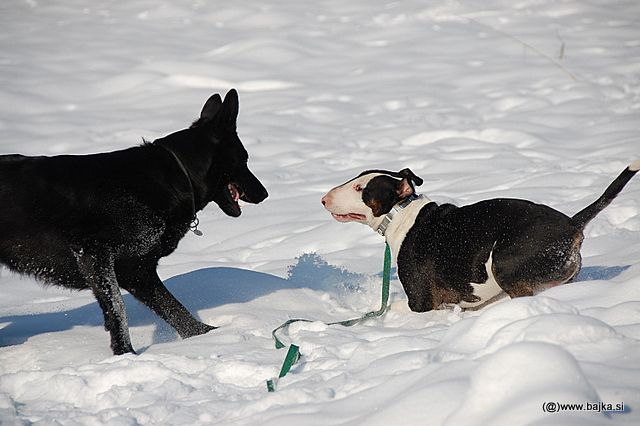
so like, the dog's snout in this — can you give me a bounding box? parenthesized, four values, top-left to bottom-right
(245, 186, 268, 204)
(256, 186, 268, 203)
(241, 170, 269, 204)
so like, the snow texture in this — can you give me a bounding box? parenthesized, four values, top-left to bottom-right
(1, 0, 640, 424)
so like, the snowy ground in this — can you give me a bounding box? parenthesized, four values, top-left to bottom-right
(1, 0, 640, 424)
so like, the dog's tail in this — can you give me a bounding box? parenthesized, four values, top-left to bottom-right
(571, 160, 640, 229)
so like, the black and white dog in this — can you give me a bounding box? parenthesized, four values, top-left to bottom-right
(322, 163, 639, 312)
(0, 89, 268, 354)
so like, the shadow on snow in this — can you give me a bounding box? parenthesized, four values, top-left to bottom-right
(0, 258, 629, 349)
(0, 253, 367, 348)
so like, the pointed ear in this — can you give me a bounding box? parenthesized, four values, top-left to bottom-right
(200, 94, 222, 121)
(397, 178, 415, 199)
(398, 168, 423, 186)
(214, 88, 239, 129)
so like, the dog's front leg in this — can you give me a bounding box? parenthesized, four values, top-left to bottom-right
(117, 263, 216, 339)
(74, 247, 135, 355)
(399, 264, 436, 312)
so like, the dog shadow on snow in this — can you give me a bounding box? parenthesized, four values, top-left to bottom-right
(0, 254, 368, 349)
(0, 257, 629, 350)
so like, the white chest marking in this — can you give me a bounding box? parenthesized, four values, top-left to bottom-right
(380, 198, 432, 262)
(380, 203, 508, 310)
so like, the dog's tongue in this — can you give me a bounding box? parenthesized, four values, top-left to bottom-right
(228, 184, 240, 202)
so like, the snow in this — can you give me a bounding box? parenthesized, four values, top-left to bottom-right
(1, 0, 640, 424)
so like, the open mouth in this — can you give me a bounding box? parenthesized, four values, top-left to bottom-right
(331, 213, 367, 222)
(217, 177, 267, 217)
(221, 183, 244, 217)
(228, 183, 242, 203)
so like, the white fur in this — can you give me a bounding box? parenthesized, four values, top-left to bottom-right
(322, 173, 385, 221)
(629, 160, 640, 172)
(459, 251, 508, 309)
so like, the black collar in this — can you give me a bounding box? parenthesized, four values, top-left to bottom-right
(157, 144, 202, 236)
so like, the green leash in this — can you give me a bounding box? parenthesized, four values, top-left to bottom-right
(266, 243, 392, 391)
(265, 344, 300, 392)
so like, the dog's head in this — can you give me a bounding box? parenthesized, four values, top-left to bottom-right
(321, 169, 423, 224)
(191, 89, 268, 217)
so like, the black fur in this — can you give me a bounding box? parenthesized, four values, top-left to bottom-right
(356, 168, 424, 186)
(397, 199, 583, 311)
(362, 176, 405, 216)
(0, 89, 268, 354)
(361, 170, 423, 217)
(571, 167, 638, 228)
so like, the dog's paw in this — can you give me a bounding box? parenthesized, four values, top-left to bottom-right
(179, 322, 218, 338)
(112, 344, 136, 356)
(462, 294, 481, 303)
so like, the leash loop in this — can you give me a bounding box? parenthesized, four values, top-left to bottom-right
(267, 243, 392, 391)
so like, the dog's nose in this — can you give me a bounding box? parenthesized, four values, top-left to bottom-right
(321, 195, 328, 207)
(258, 187, 269, 202)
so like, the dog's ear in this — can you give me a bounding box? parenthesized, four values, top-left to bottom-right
(398, 168, 423, 186)
(200, 94, 222, 121)
(397, 179, 414, 199)
(214, 88, 239, 130)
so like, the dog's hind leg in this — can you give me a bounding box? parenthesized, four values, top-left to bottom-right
(116, 261, 217, 339)
(74, 247, 135, 355)
(492, 231, 583, 298)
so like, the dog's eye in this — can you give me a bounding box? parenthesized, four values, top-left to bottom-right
(354, 184, 363, 192)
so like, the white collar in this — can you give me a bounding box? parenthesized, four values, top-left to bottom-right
(375, 194, 427, 236)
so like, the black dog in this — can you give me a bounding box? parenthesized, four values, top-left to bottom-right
(322, 163, 638, 312)
(0, 89, 268, 354)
